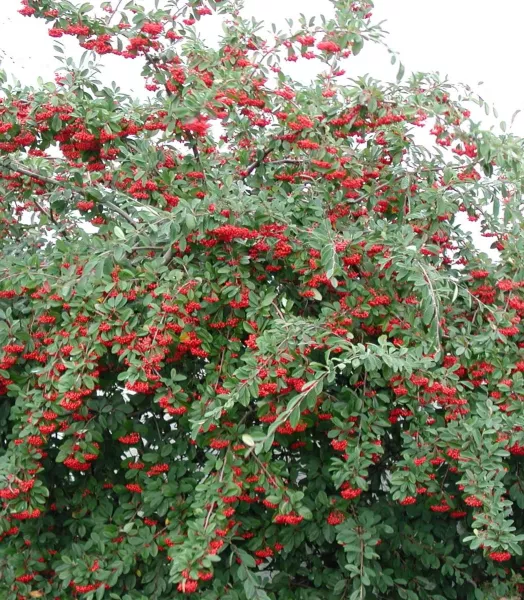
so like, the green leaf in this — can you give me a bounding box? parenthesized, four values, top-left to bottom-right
(396, 62, 405, 82)
(260, 291, 278, 308)
(352, 35, 364, 56)
(422, 302, 434, 326)
(114, 226, 125, 240)
(242, 434, 255, 447)
(185, 213, 197, 230)
(321, 244, 337, 279)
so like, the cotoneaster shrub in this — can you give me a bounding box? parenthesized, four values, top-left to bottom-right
(1, 1, 524, 598)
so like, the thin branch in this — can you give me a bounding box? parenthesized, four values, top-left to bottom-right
(162, 246, 174, 266)
(203, 450, 229, 530)
(272, 300, 285, 320)
(266, 158, 304, 166)
(31, 198, 57, 225)
(102, 200, 138, 229)
(8, 161, 64, 187)
(106, 0, 124, 25)
(185, 130, 204, 174)
(243, 148, 273, 178)
(2, 160, 138, 229)
(132, 245, 164, 251)
(250, 453, 280, 489)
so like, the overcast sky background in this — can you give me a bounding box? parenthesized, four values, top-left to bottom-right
(0, 0, 521, 256)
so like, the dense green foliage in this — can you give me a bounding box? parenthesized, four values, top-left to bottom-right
(1, 1, 524, 598)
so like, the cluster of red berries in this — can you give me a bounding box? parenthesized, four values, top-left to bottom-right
(274, 512, 304, 525)
(464, 496, 483, 507)
(118, 432, 141, 444)
(489, 551, 511, 562)
(399, 496, 417, 506)
(125, 483, 142, 493)
(340, 484, 363, 500)
(147, 463, 169, 476)
(177, 579, 199, 593)
(327, 511, 345, 525)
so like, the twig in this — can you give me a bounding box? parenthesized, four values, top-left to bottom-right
(8, 161, 64, 187)
(266, 158, 304, 166)
(185, 130, 204, 172)
(162, 246, 174, 266)
(272, 300, 285, 320)
(243, 148, 273, 178)
(103, 200, 138, 229)
(132, 245, 163, 251)
(106, 0, 124, 25)
(250, 453, 279, 489)
(31, 198, 57, 225)
(203, 450, 229, 530)
(2, 160, 138, 229)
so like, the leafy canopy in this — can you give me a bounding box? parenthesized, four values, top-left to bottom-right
(1, 1, 524, 599)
